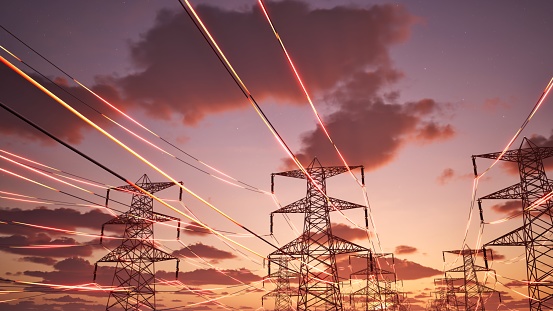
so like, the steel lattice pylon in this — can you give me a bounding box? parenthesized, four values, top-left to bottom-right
(473, 137, 553, 310)
(443, 246, 499, 311)
(348, 252, 402, 311)
(262, 257, 297, 311)
(428, 277, 461, 311)
(268, 158, 369, 311)
(94, 174, 180, 311)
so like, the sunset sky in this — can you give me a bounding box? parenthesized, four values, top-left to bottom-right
(1, 1, 553, 310)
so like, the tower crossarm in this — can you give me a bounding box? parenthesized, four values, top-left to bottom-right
(478, 284, 498, 293)
(328, 197, 366, 212)
(473, 146, 553, 162)
(262, 288, 299, 298)
(269, 237, 305, 257)
(97, 244, 177, 263)
(273, 165, 362, 180)
(350, 267, 395, 278)
(114, 181, 176, 195)
(332, 236, 369, 254)
(272, 197, 308, 214)
(103, 211, 178, 225)
(484, 225, 526, 247)
(479, 182, 523, 200)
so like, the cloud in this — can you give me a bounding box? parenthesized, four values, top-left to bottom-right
(20, 256, 178, 293)
(172, 242, 236, 263)
(436, 168, 475, 185)
(110, 1, 419, 126)
(0, 65, 112, 144)
(390, 258, 442, 280)
(530, 131, 553, 170)
(286, 96, 455, 169)
(0, 300, 105, 311)
(492, 132, 553, 176)
(23, 257, 102, 285)
(436, 168, 455, 185)
(490, 200, 521, 218)
(481, 97, 510, 112)
(45, 295, 92, 303)
(330, 223, 371, 241)
(0, 206, 113, 236)
(476, 248, 506, 261)
(339, 255, 441, 281)
(177, 268, 262, 285)
(18, 256, 57, 265)
(395, 245, 417, 255)
(0, 233, 95, 258)
(182, 221, 212, 236)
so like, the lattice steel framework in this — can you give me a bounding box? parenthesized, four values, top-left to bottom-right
(268, 158, 369, 311)
(443, 246, 498, 311)
(262, 257, 297, 311)
(94, 174, 180, 311)
(428, 277, 461, 311)
(348, 252, 401, 311)
(473, 137, 553, 310)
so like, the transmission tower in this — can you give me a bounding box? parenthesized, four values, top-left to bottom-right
(443, 246, 499, 311)
(262, 257, 297, 311)
(348, 252, 400, 311)
(268, 158, 369, 311)
(428, 276, 461, 311)
(473, 137, 553, 310)
(94, 174, 181, 311)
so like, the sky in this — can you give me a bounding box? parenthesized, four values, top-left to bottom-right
(0, 1, 553, 310)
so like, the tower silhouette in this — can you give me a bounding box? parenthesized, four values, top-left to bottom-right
(94, 174, 180, 310)
(428, 276, 460, 311)
(262, 257, 296, 311)
(474, 137, 553, 310)
(443, 246, 498, 311)
(349, 252, 400, 311)
(268, 158, 369, 311)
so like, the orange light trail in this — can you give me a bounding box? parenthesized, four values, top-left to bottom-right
(0, 53, 269, 259)
(486, 190, 553, 225)
(0, 149, 112, 190)
(0, 149, 57, 171)
(0, 43, 267, 195)
(257, 0, 363, 187)
(257, 0, 380, 256)
(179, 2, 378, 276)
(476, 77, 553, 180)
(461, 76, 553, 254)
(0, 168, 58, 192)
(0, 153, 92, 194)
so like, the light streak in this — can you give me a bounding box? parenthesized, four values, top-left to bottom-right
(486, 190, 553, 225)
(0, 167, 58, 192)
(257, 1, 382, 257)
(0, 149, 112, 190)
(0, 54, 272, 260)
(0, 41, 266, 194)
(476, 77, 553, 180)
(0, 153, 93, 194)
(460, 76, 553, 257)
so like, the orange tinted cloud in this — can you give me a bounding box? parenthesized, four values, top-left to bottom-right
(113, 1, 418, 125)
(395, 245, 418, 255)
(172, 242, 237, 263)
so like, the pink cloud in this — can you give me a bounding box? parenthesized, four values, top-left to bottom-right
(331, 223, 371, 241)
(395, 245, 418, 255)
(177, 268, 262, 285)
(490, 200, 521, 218)
(172, 242, 236, 263)
(0, 206, 113, 236)
(113, 2, 418, 125)
(481, 97, 510, 112)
